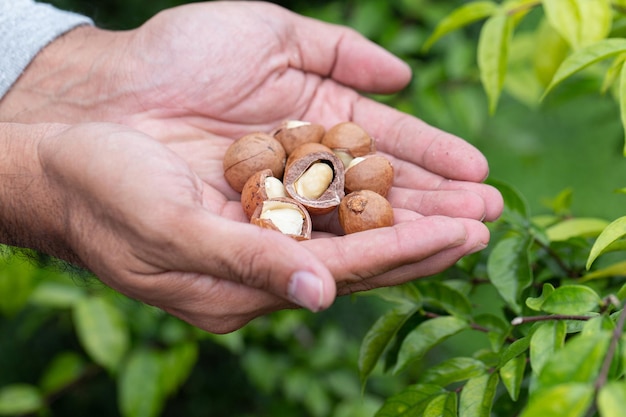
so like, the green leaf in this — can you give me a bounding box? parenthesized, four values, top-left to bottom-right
(498, 336, 531, 368)
(520, 383, 594, 417)
(487, 233, 532, 314)
(598, 381, 626, 417)
(601, 53, 626, 93)
(526, 283, 556, 311)
(499, 353, 526, 401)
(581, 260, 626, 282)
(576, 0, 612, 47)
(533, 18, 570, 87)
(160, 341, 198, 397)
(73, 296, 130, 373)
(587, 217, 626, 270)
(359, 304, 419, 384)
(39, 351, 86, 396)
(458, 372, 499, 417)
(0, 257, 37, 316)
(420, 357, 487, 387)
(375, 384, 446, 417)
(394, 316, 469, 374)
(541, 0, 579, 50)
(619, 57, 626, 156)
(424, 392, 458, 417)
(29, 280, 87, 308)
(540, 285, 601, 315)
(537, 331, 611, 390)
(0, 384, 43, 415)
(546, 217, 610, 242)
(118, 348, 166, 417)
(486, 179, 529, 225)
(543, 38, 626, 98)
(529, 321, 566, 376)
(478, 12, 513, 114)
(422, 1, 498, 51)
(416, 280, 472, 320)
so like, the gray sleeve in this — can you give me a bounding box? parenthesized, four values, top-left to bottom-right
(0, 0, 94, 98)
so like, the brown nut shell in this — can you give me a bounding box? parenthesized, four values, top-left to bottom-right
(344, 154, 394, 197)
(338, 190, 394, 234)
(250, 197, 312, 241)
(272, 120, 325, 155)
(223, 132, 286, 193)
(284, 142, 345, 215)
(240, 169, 286, 219)
(321, 122, 375, 158)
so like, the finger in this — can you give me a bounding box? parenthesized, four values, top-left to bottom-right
(303, 215, 480, 282)
(330, 218, 490, 294)
(387, 188, 488, 220)
(388, 155, 503, 221)
(168, 212, 337, 313)
(286, 11, 412, 94)
(350, 97, 491, 183)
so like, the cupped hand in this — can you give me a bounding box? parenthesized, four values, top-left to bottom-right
(0, 1, 503, 333)
(31, 123, 488, 333)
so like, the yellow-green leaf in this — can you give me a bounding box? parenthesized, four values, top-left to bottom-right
(0, 384, 43, 415)
(598, 381, 626, 417)
(543, 38, 626, 98)
(529, 321, 566, 376)
(422, 1, 498, 51)
(581, 260, 626, 282)
(540, 285, 601, 315)
(520, 383, 594, 417)
(601, 53, 626, 94)
(542, 0, 580, 49)
(500, 354, 526, 401)
(459, 373, 499, 417)
(478, 12, 513, 114)
(546, 217, 609, 242)
(587, 216, 626, 269)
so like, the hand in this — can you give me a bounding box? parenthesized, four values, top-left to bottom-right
(2, 122, 488, 334)
(0, 2, 503, 332)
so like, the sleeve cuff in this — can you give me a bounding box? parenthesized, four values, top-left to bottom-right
(0, 0, 94, 98)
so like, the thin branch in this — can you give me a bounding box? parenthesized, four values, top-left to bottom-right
(595, 307, 626, 390)
(511, 314, 593, 326)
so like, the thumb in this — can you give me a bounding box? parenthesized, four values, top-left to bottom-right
(173, 213, 337, 312)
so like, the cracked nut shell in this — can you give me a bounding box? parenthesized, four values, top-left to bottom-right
(250, 197, 312, 240)
(283, 142, 345, 215)
(321, 122, 375, 161)
(344, 154, 394, 197)
(240, 169, 287, 219)
(272, 120, 325, 155)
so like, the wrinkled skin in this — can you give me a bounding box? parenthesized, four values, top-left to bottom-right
(0, 1, 503, 333)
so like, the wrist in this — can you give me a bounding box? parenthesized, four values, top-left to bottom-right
(0, 123, 76, 262)
(0, 26, 131, 124)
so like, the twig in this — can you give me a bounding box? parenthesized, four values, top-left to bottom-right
(511, 314, 593, 326)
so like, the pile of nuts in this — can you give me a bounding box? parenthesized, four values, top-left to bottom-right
(223, 121, 395, 240)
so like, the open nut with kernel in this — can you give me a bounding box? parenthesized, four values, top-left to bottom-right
(251, 198, 312, 241)
(283, 142, 345, 215)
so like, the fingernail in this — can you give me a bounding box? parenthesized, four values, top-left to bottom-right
(288, 271, 324, 312)
(469, 242, 488, 254)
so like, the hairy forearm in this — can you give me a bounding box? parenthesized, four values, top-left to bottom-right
(0, 123, 74, 261)
(0, 26, 131, 124)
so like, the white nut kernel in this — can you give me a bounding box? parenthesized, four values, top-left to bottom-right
(260, 201, 304, 236)
(346, 156, 365, 170)
(264, 176, 287, 198)
(285, 120, 311, 129)
(333, 150, 354, 168)
(294, 162, 333, 200)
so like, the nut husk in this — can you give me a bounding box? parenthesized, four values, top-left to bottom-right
(223, 132, 286, 193)
(250, 197, 312, 240)
(344, 154, 394, 197)
(338, 190, 394, 234)
(284, 142, 345, 215)
(321, 122, 375, 161)
(272, 120, 325, 155)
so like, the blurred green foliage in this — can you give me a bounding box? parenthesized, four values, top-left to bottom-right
(3, 0, 626, 416)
